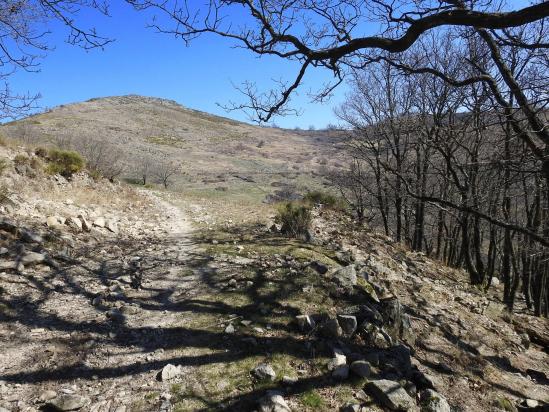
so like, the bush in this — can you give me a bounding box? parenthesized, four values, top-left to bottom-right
(275, 201, 312, 238)
(304, 190, 339, 208)
(46, 149, 85, 178)
(35, 147, 49, 158)
(13, 154, 29, 166)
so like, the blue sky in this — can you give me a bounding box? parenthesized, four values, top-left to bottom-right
(6, 3, 346, 129)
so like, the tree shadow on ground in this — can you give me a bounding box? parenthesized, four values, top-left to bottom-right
(0, 221, 540, 410)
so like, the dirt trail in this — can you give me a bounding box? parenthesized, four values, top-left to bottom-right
(0, 191, 208, 412)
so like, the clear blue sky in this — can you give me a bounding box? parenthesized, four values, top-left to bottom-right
(7, 3, 346, 129)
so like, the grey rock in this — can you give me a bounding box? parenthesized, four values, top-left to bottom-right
(258, 390, 291, 412)
(78, 215, 92, 232)
(332, 265, 357, 288)
(322, 318, 343, 338)
(340, 404, 362, 412)
(350, 360, 371, 378)
(380, 297, 403, 343)
(327, 348, 347, 371)
(295, 315, 315, 332)
(337, 314, 357, 335)
(225, 324, 235, 334)
(0, 219, 17, 234)
(252, 363, 276, 381)
(366, 379, 415, 411)
(47, 394, 89, 411)
(332, 365, 349, 380)
(46, 216, 64, 227)
(419, 389, 451, 412)
(523, 399, 540, 408)
(106, 308, 124, 321)
(39, 390, 58, 402)
(160, 364, 182, 381)
(360, 323, 391, 349)
(93, 217, 106, 228)
(228, 278, 237, 287)
(0, 247, 7, 255)
(20, 251, 46, 266)
(21, 229, 43, 244)
(400, 314, 415, 346)
(336, 250, 354, 264)
(282, 375, 298, 385)
(105, 220, 118, 234)
(66, 217, 83, 231)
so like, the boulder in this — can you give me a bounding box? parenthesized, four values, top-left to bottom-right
(366, 380, 415, 411)
(224, 324, 235, 334)
(329, 348, 347, 369)
(258, 390, 291, 412)
(20, 229, 43, 244)
(46, 394, 89, 411)
(380, 297, 404, 343)
(332, 365, 349, 380)
(252, 363, 276, 381)
(78, 215, 92, 231)
(332, 265, 357, 288)
(106, 220, 118, 234)
(46, 216, 63, 228)
(341, 404, 363, 412)
(419, 389, 451, 412)
(66, 217, 82, 231)
(358, 279, 380, 303)
(39, 390, 58, 402)
(93, 217, 106, 228)
(282, 375, 298, 385)
(20, 251, 46, 266)
(335, 250, 354, 264)
(322, 318, 343, 338)
(360, 323, 392, 349)
(337, 315, 357, 335)
(350, 360, 371, 378)
(159, 364, 182, 381)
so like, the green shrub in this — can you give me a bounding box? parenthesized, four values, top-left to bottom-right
(13, 154, 29, 166)
(304, 190, 338, 208)
(300, 390, 324, 408)
(46, 149, 85, 178)
(275, 201, 312, 238)
(35, 147, 49, 158)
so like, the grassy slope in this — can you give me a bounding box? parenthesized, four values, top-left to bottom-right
(0, 95, 344, 216)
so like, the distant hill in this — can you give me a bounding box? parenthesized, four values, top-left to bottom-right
(0, 95, 345, 198)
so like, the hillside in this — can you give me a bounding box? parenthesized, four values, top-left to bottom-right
(1, 95, 346, 226)
(0, 101, 547, 412)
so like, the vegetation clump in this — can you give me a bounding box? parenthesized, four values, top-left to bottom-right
(275, 201, 312, 239)
(45, 148, 85, 178)
(304, 190, 340, 209)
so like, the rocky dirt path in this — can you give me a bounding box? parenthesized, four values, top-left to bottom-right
(0, 191, 210, 412)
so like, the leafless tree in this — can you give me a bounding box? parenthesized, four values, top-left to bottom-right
(126, 0, 549, 122)
(75, 139, 126, 182)
(154, 160, 180, 189)
(0, 1, 111, 120)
